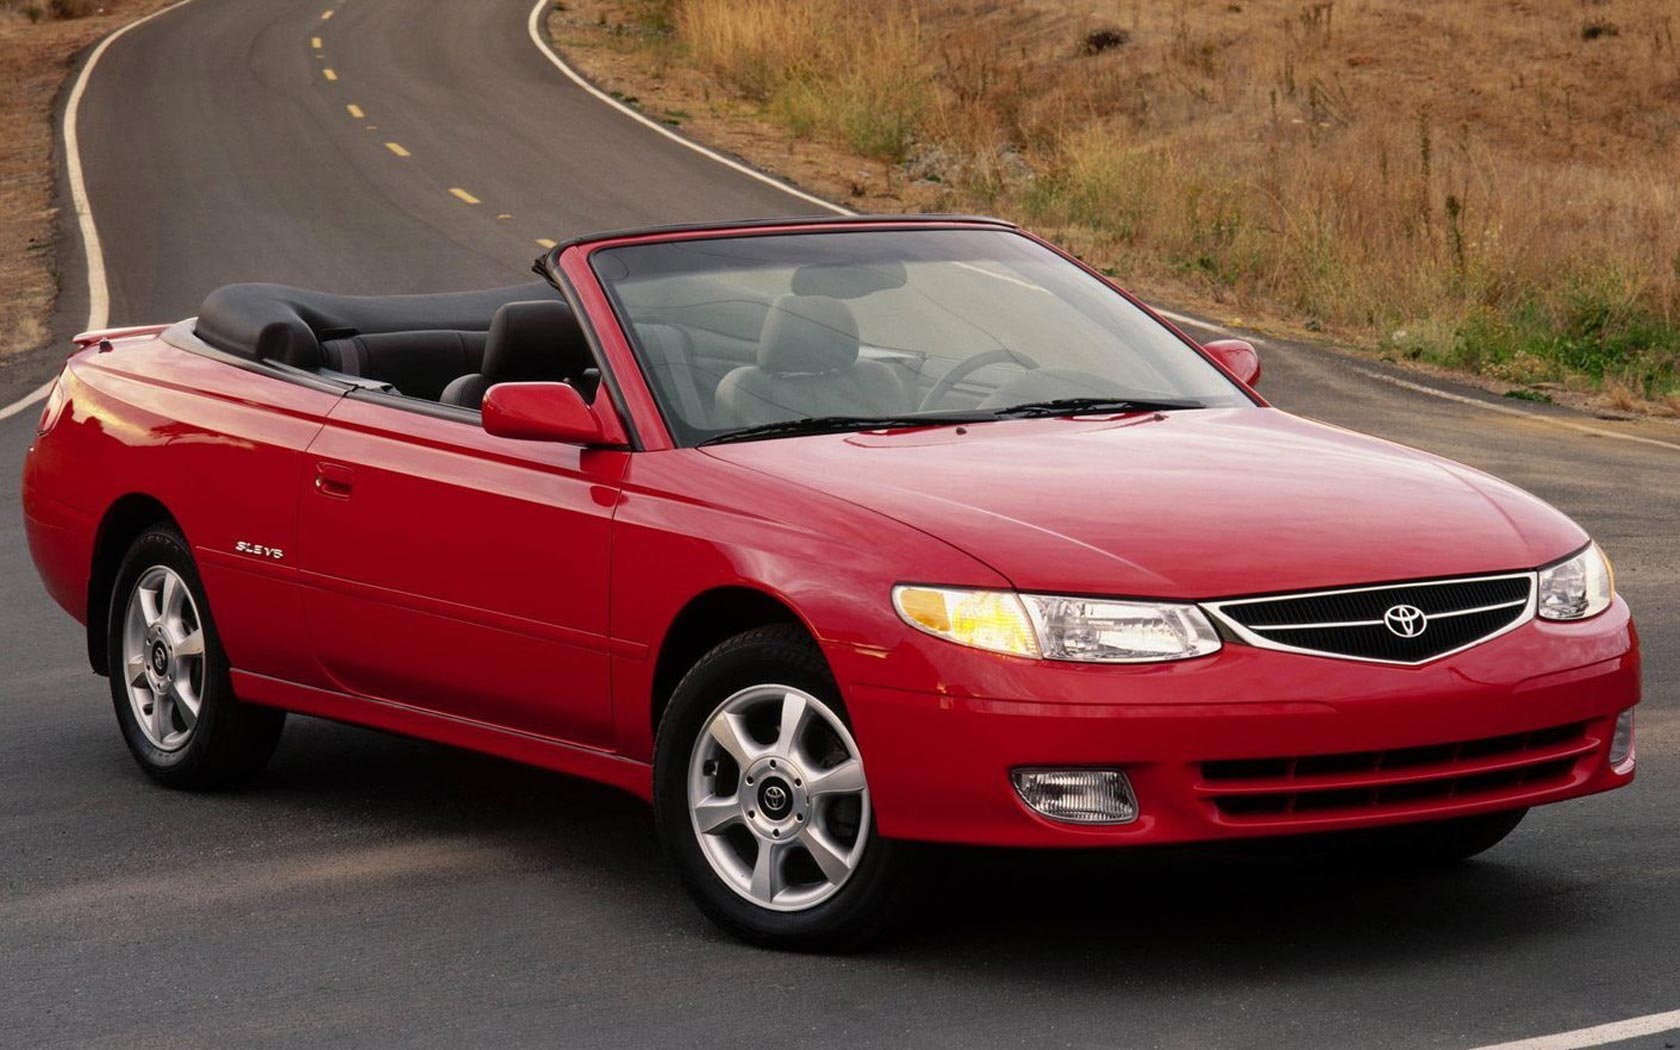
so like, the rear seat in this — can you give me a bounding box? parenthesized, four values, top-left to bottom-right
(194, 279, 562, 373)
(318, 330, 488, 402)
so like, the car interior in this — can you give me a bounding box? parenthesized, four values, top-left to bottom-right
(190, 250, 1222, 441)
(603, 263, 951, 436)
(193, 280, 601, 408)
(190, 273, 923, 427)
(603, 259, 1159, 439)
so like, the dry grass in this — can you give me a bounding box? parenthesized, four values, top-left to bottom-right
(677, 0, 929, 162)
(555, 0, 1680, 404)
(0, 0, 173, 358)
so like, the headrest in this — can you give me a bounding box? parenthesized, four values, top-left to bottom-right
(196, 284, 326, 369)
(483, 300, 589, 380)
(758, 295, 859, 374)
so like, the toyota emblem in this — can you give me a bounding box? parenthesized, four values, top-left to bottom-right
(1383, 604, 1427, 638)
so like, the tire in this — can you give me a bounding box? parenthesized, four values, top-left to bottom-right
(1327, 808, 1528, 867)
(653, 624, 907, 951)
(106, 524, 285, 788)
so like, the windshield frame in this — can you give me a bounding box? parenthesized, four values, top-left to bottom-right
(574, 221, 1263, 449)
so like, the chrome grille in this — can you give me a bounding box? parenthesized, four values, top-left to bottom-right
(1204, 573, 1535, 664)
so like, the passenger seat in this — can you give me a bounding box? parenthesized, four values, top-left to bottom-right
(440, 300, 595, 410)
(318, 330, 487, 401)
(713, 295, 906, 428)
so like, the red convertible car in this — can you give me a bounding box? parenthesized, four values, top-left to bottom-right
(22, 215, 1638, 948)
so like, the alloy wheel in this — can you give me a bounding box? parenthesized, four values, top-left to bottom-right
(120, 565, 207, 752)
(686, 684, 871, 911)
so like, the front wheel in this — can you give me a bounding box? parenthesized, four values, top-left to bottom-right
(653, 625, 906, 950)
(107, 524, 285, 788)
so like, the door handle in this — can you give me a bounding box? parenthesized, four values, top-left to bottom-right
(314, 462, 353, 499)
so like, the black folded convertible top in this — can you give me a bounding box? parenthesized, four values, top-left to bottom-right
(193, 281, 562, 370)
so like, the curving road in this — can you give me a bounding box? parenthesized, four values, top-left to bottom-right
(4, 1, 1678, 1046)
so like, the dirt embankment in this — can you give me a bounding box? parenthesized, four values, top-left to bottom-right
(1, 0, 177, 357)
(550, 0, 1680, 416)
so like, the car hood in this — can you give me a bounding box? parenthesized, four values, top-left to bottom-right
(700, 408, 1587, 598)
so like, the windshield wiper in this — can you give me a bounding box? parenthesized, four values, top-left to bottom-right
(700, 413, 995, 446)
(988, 396, 1205, 418)
(699, 398, 1204, 445)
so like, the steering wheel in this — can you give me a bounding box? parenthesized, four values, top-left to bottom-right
(919, 348, 1041, 411)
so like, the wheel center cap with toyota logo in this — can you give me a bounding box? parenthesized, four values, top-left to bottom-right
(758, 778, 793, 820)
(1383, 604, 1427, 638)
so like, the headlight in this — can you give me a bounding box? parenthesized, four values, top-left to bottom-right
(893, 585, 1221, 663)
(1022, 594, 1223, 662)
(1537, 543, 1614, 621)
(892, 586, 1040, 658)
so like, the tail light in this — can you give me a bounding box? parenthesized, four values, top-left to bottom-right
(36, 376, 67, 436)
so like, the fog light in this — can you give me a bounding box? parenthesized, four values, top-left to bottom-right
(1609, 709, 1635, 772)
(1011, 768, 1137, 825)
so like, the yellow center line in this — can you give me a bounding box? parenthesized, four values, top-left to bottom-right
(322, 68, 337, 81)
(384, 142, 411, 157)
(346, 103, 365, 119)
(321, 9, 334, 20)
(448, 187, 482, 205)
(310, 36, 322, 48)
(535, 238, 557, 249)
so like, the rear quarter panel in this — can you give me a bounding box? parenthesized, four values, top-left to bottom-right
(21, 370, 98, 622)
(24, 333, 342, 682)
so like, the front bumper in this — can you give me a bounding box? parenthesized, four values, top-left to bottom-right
(835, 599, 1639, 847)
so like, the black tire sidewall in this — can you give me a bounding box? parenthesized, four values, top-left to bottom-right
(653, 626, 902, 951)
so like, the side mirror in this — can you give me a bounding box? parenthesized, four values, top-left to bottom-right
(481, 382, 605, 445)
(1202, 338, 1262, 387)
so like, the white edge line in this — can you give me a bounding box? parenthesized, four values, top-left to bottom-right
(0, 380, 55, 423)
(1467, 1007, 1680, 1050)
(10, 0, 823, 423)
(1352, 368, 1680, 453)
(1155, 307, 1235, 337)
(65, 0, 201, 334)
(0, 0, 203, 424)
(523, 0, 851, 218)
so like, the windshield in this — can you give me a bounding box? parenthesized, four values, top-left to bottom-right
(590, 227, 1253, 445)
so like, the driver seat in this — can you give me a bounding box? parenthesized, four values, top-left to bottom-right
(440, 300, 594, 410)
(713, 295, 906, 428)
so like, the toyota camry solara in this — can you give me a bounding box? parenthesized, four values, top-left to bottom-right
(21, 215, 1639, 948)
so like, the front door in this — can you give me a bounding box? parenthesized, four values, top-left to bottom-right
(295, 394, 627, 747)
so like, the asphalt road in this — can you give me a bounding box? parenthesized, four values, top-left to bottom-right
(3, 1, 1678, 1047)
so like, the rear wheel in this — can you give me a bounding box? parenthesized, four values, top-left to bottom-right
(653, 625, 905, 950)
(107, 525, 285, 788)
(1328, 808, 1528, 866)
